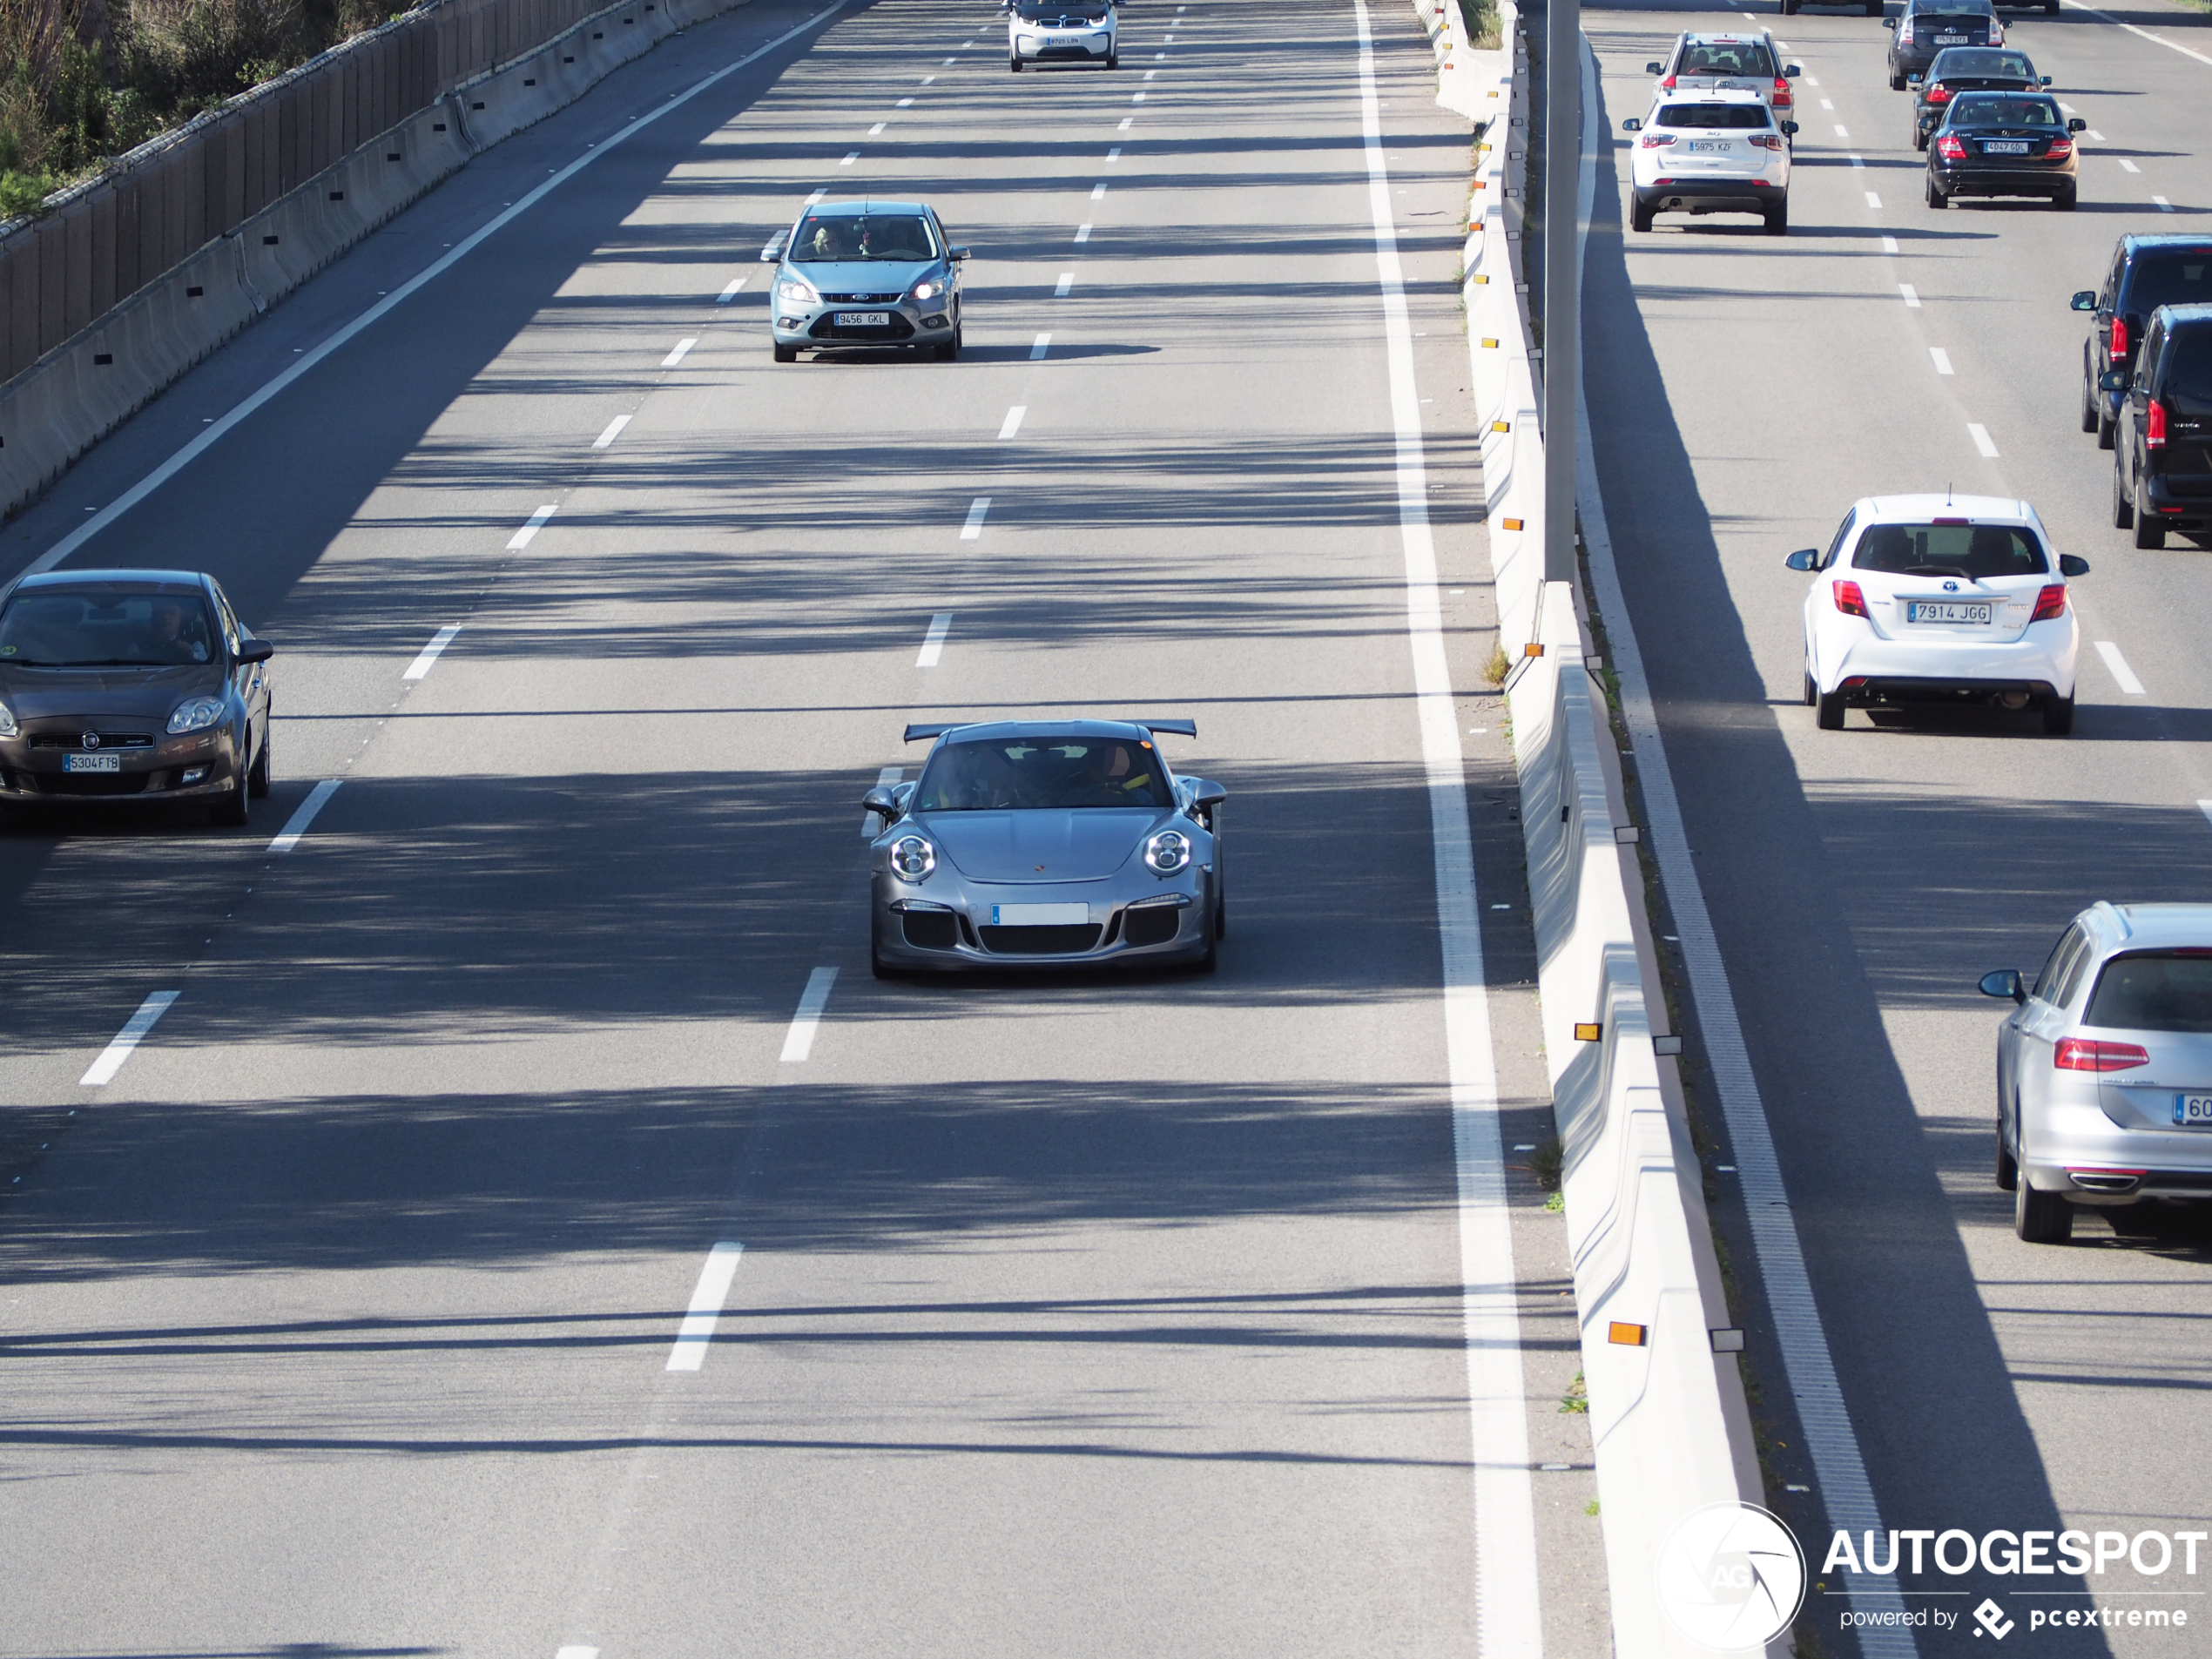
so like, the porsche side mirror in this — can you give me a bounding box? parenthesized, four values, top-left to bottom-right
(2068, 117, 2087, 133)
(1979, 968, 2026, 1004)
(1784, 549, 1819, 572)
(2069, 289, 2098, 312)
(1645, 60, 1662, 73)
(1785, 64, 1801, 77)
(2060, 554, 2091, 577)
(948, 246, 971, 261)
(236, 638, 274, 664)
(2100, 368, 2128, 393)
(1622, 118, 1642, 132)
(1187, 779, 1228, 809)
(862, 786, 900, 824)
(1783, 120, 1799, 134)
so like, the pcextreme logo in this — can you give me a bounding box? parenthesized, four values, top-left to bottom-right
(1822, 1527, 2202, 1640)
(1655, 1502, 1808, 1649)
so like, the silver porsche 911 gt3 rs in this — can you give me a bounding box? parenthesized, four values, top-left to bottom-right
(865, 718, 1226, 976)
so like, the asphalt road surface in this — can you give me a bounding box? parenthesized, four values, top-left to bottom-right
(1585, 0, 2212, 1652)
(0, 2, 1616, 1655)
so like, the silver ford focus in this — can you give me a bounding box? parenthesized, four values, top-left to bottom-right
(1981, 901, 2212, 1241)
(762, 199, 968, 363)
(866, 719, 1226, 976)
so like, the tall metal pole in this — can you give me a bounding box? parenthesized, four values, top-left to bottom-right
(1542, 0, 1581, 588)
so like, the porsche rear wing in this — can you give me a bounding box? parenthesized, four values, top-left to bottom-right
(903, 718, 1197, 743)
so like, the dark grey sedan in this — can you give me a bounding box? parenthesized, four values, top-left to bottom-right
(866, 719, 1226, 976)
(0, 569, 273, 825)
(763, 199, 968, 362)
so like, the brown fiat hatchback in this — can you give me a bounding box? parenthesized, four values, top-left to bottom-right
(0, 569, 273, 825)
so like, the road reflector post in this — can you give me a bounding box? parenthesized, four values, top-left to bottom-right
(1608, 1321, 1648, 1347)
(1613, 826, 1641, 845)
(1654, 1035, 1683, 1056)
(1524, 642, 1544, 658)
(1574, 1022, 1601, 1042)
(1710, 1328, 1746, 1353)
(1492, 420, 1512, 432)
(1500, 516, 1522, 529)
(1481, 337, 1500, 348)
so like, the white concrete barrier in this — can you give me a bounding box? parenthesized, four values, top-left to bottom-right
(1447, 4, 1779, 1654)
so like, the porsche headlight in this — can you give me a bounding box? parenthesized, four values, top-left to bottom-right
(776, 275, 820, 305)
(1143, 829, 1192, 875)
(890, 835, 937, 881)
(0, 702, 16, 739)
(911, 279, 938, 301)
(167, 696, 226, 735)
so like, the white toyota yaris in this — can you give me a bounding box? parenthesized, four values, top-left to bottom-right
(1787, 495, 2089, 734)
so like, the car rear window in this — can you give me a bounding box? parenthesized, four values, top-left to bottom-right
(914, 738, 1172, 812)
(1852, 523, 2049, 577)
(2085, 951, 2212, 1034)
(789, 213, 939, 263)
(0, 590, 219, 667)
(1932, 51, 2032, 78)
(1681, 43, 1776, 77)
(1947, 94, 2061, 126)
(1916, 7, 1995, 25)
(1656, 103, 1774, 129)
(2161, 333, 2212, 420)
(2125, 253, 2212, 315)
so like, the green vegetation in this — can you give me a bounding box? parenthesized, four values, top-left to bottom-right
(1459, 0, 1501, 51)
(3, 0, 398, 223)
(1558, 1370, 1588, 1414)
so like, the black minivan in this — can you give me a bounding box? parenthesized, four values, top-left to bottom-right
(1886, 0, 2013, 91)
(2070, 236, 2212, 449)
(2109, 304, 2212, 550)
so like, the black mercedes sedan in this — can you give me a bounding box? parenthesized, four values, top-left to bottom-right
(1907, 46, 2048, 151)
(0, 570, 273, 825)
(1926, 92, 2084, 211)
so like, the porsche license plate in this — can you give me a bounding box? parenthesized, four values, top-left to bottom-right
(1984, 140, 2031, 154)
(1905, 601, 1993, 624)
(2176, 1094, 2212, 1127)
(836, 311, 890, 327)
(63, 752, 120, 772)
(993, 903, 1089, 927)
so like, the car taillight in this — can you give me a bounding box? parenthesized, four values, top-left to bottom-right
(1833, 580, 1868, 617)
(2047, 138, 2074, 158)
(1936, 135, 1967, 160)
(1898, 18, 1913, 42)
(2054, 1038, 2150, 1072)
(2110, 316, 2129, 356)
(2031, 583, 2067, 622)
(1660, 75, 1676, 91)
(1772, 76, 1792, 105)
(1640, 132, 1676, 147)
(2148, 399, 2168, 448)
(1928, 83, 1953, 103)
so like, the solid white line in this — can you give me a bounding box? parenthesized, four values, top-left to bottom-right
(403, 624, 462, 680)
(2095, 639, 2146, 696)
(1899, 284, 1919, 307)
(662, 337, 698, 368)
(1029, 333, 1051, 361)
(665, 1242, 744, 1372)
(1929, 347, 1952, 375)
(7, 0, 861, 588)
(840, 151, 859, 165)
(868, 121, 886, 135)
(917, 612, 952, 667)
(1055, 271, 1074, 297)
(961, 496, 990, 539)
(998, 405, 1027, 440)
(2065, 0, 2212, 65)
(508, 504, 557, 548)
(268, 779, 343, 853)
(1865, 191, 1881, 209)
(1570, 34, 1914, 1652)
(2119, 157, 2140, 172)
(716, 277, 745, 303)
(779, 968, 838, 1062)
(79, 991, 181, 1087)
(1356, 5, 1539, 1654)
(1968, 421, 1999, 457)
(592, 414, 631, 448)
(1074, 223, 1092, 242)
(1091, 181, 1108, 199)
(862, 764, 900, 835)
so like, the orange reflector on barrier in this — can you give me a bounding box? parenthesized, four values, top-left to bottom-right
(1492, 421, 1511, 432)
(1500, 516, 1522, 530)
(1481, 338, 1499, 348)
(1609, 1322, 1648, 1347)
(1523, 643, 1544, 658)
(1574, 1022, 1601, 1042)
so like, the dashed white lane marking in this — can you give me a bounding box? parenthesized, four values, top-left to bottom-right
(922, 74, 935, 84)
(665, 1242, 745, 1372)
(1820, 98, 1834, 110)
(840, 151, 859, 165)
(1834, 123, 1850, 138)
(1143, 69, 1157, 79)
(1865, 191, 1881, 209)
(868, 121, 886, 135)
(1107, 146, 1122, 162)
(1091, 182, 1108, 199)
(962, 37, 975, 46)
(555, 1648, 598, 1659)
(2087, 129, 2104, 141)
(2120, 157, 2141, 172)
(2198, 800, 2212, 830)
(508, 505, 557, 549)
(1118, 116, 1133, 130)
(1055, 271, 1074, 296)
(2155, 195, 2174, 212)
(716, 277, 745, 303)
(1968, 421, 2000, 458)
(1030, 333, 1051, 361)
(961, 496, 991, 539)
(80, 991, 181, 1087)
(1929, 347, 1953, 375)
(1075, 223, 1092, 242)
(1156, 51, 1165, 59)
(863, 765, 900, 835)
(942, 55, 956, 64)
(1899, 283, 1919, 308)
(404, 624, 463, 679)
(1882, 234, 1899, 253)
(662, 337, 698, 367)
(1804, 71, 1819, 84)
(2095, 639, 2147, 696)
(1132, 90, 1145, 102)
(592, 415, 631, 448)
(999, 404, 1027, 440)
(917, 612, 953, 668)
(1847, 152, 1864, 169)
(805, 188, 826, 206)
(897, 96, 914, 106)
(779, 968, 838, 1062)
(269, 779, 343, 854)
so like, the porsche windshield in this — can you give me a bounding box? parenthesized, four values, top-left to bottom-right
(914, 738, 1172, 811)
(0, 589, 218, 666)
(788, 214, 938, 263)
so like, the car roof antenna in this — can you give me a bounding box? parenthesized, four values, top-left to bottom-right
(1946, 482, 1953, 506)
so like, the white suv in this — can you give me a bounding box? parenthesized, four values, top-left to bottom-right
(1645, 31, 1803, 140)
(1623, 91, 1794, 234)
(1007, 0, 1116, 71)
(1786, 494, 2089, 734)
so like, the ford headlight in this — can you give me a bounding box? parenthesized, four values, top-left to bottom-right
(167, 696, 226, 735)
(912, 279, 938, 300)
(890, 835, 937, 881)
(776, 275, 819, 305)
(0, 702, 16, 739)
(1143, 829, 1192, 874)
